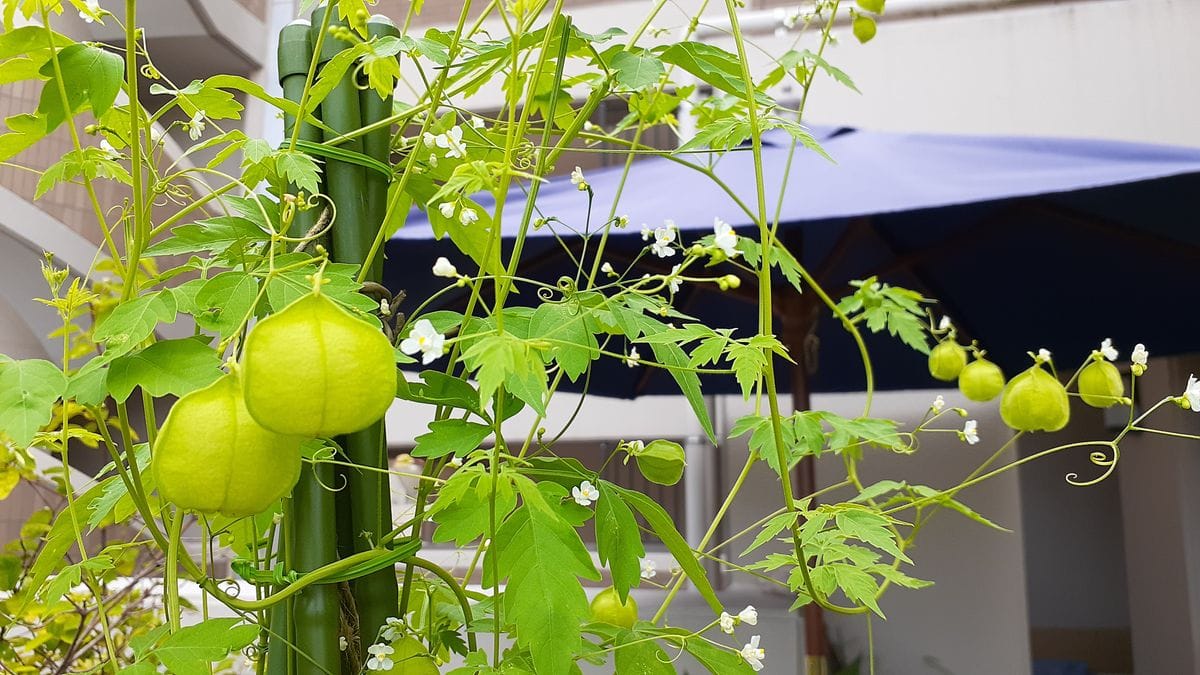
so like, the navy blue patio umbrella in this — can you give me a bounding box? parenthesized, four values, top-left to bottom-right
(382, 126, 1200, 668)
(384, 126, 1200, 399)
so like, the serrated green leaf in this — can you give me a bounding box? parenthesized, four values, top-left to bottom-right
(616, 487, 721, 615)
(741, 511, 798, 557)
(144, 216, 268, 257)
(530, 302, 599, 381)
(609, 49, 664, 91)
(105, 337, 222, 403)
(658, 42, 753, 100)
(412, 419, 492, 459)
(430, 468, 516, 546)
(833, 563, 884, 616)
(151, 618, 259, 675)
(595, 482, 644, 602)
(486, 480, 599, 675)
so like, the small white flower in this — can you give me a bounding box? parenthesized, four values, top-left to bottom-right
(79, 0, 101, 23)
(616, 215, 629, 229)
(422, 131, 437, 147)
(641, 223, 653, 241)
(460, 208, 479, 226)
(601, 262, 615, 276)
(1131, 343, 1148, 366)
(719, 611, 737, 635)
(338, 636, 348, 651)
(366, 643, 395, 671)
(1036, 348, 1052, 363)
(712, 218, 738, 258)
(187, 110, 206, 141)
(449, 456, 463, 468)
(650, 225, 676, 258)
(434, 125, 466, 159)
(380, 298, 390, 315)
(667, 264, 682, 294)
(962, 419, 980, 445)
(1131, 343, 1149, 375)
(739, 635, 765, 671)
(639, 557, 656, 579)
(400, 319, 446, 365)
(98, 139, 120, 160)
(737, 605, 758, 626)
(625, 346, 641, 368)
(432, 257, 458, 278)
(470, 116, 486, 129)
(626, 440, 645, 453)
(931, 395, 945, 413)
(572, 480, 600, 506)
(1099, 338, 1119, 362)
(438, 201, 456, 219)
(1183, 375, 1200, 412)
(570, 166, 588, 191)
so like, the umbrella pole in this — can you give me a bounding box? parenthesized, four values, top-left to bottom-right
(783, 321, 830, 675)
(780, 232, 830, 675)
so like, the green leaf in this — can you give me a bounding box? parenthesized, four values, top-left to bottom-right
(658, 42, 753, 100)
(150, 618, 259, 675)
(412, 419, 493, 459)
(530, 302, 599, 381)
(614, 630, 676, 674)
(833, 563, 884, 616)
(486, 480, 599, 675)
(595, 482, 644, 602)
(632, 312, 715, 444)
(144, 216, 268, 257)
(741, 511, 798, 557)
(0, 358, 65, 447)
(37, 43, 123, 131)
(264, 255, 380, 318)
(429, 468, 517, 546)
(41, 555, 113, 606)
(87, 445, 153, 531)
(396, 370, 484, 418)
(105, 337, 222, 403)
(834, 506, 909, 563)
(609, 49, 664, 91)
(275, 149, 322, 196)
(0, 112, 48, 162)
(66, 357, 107, 406)
(93, 291, 177, 358)
(0, 25, 72, 60)
(615, 487, 721, 615)
(193, 272, 259, 338)
(911, 485, 1009, 531)
(461, 333, 548, 416)
(21, 480, 106, 611)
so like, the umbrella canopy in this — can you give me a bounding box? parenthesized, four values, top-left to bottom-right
(385, 126, 1200, 397)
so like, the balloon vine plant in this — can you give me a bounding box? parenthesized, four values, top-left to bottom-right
(0, 0, 1195, 673)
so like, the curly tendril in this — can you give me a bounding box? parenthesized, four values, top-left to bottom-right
(1065, 442, 1121, 487)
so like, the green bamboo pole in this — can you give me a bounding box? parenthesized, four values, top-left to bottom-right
(358, 14, 398, 283)
(310, 5, 399, 647)
(276, 17, 341, 675)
